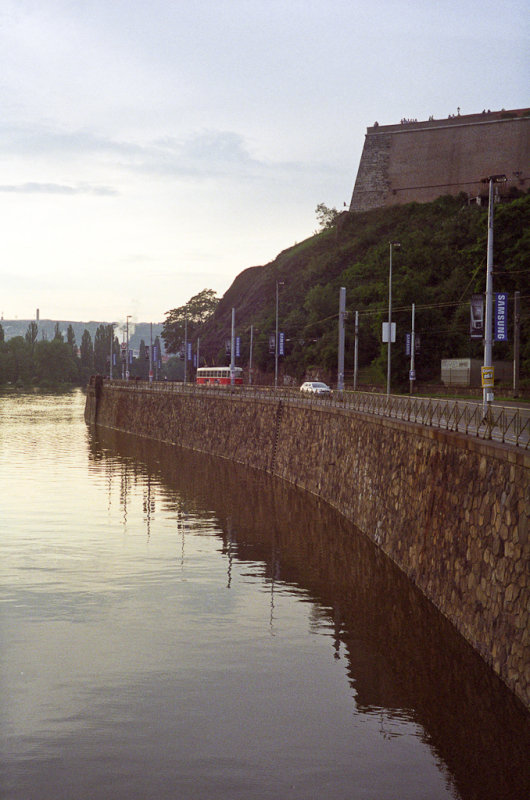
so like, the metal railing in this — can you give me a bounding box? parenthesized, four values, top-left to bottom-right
(105, 379, 529, 449)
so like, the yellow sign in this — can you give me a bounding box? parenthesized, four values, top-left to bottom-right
(481, 366, 494, 387)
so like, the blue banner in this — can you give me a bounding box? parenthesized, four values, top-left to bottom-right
(235, 336, 240, 357)
(495, 293, 508, 341)
(187, 342, 192, 361)
(405, 333, 411, 356)
(279, 332, 285, 356)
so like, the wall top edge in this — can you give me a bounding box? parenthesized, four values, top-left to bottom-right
(366, 110, 530, 136)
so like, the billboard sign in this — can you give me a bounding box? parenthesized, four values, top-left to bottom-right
(470, 294, 484, 339)
(494, 293, 508, 341)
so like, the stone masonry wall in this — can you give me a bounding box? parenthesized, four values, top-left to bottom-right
(350, 111, 530, 212)
(86, 381, 529, 708)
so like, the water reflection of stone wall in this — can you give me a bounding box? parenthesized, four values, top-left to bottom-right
(88, 429, 530, 800)
(85, 382, 529, 710)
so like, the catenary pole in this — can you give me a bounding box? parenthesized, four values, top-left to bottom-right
(230, 308, 235, 385)
(337, 287, 346, 392)
(353, 310, 359, 391)
(482, 174, 506, 415)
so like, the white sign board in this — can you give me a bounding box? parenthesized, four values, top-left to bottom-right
(382, 322, 396, 343)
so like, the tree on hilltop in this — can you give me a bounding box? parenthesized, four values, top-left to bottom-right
(315, 202, 340, 232)
(162, 289, 219, 354)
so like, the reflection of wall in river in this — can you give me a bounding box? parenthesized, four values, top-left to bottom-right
(88, 427, 530, 800)
(85, 382, 529, 710)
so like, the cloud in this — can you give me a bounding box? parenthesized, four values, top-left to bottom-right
(0, 182, 118, 195)
(0, 122, 338, 184)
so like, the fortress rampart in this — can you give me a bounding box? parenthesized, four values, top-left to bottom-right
(349, 108, 530, 212)
(85, 380, 529, 710)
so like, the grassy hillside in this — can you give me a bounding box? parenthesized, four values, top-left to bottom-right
(197, 192, 530, 387)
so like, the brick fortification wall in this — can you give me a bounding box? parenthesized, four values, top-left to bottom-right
(85, 382, 529, 709)
(350, 109, 530, 212)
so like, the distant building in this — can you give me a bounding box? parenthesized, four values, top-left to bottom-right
(350, 108, 530, 213)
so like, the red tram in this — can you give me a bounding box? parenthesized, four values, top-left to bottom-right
(196, 367, 243, 386)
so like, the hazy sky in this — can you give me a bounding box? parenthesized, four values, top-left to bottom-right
(1, 0, 528, 324)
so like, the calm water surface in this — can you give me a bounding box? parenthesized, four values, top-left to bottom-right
(0, 390, 528, 800)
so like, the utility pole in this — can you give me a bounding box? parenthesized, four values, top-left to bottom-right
(275, 281, 284, 388)
(126, 315, 131, 381)
(387, 242, 400, 396)
(249, 324, 254, 386)
(409, 303, 416, 394)
(149, 322, 153, 383)
(230, 308, 235, 385)
(337, 287, 346, 392)
(513, 291, 520, 397)
(109, 324, 114, 380)
(353, 310, 359, 391)
(183, 318, 188, 384)
(481, 174, 506, 416)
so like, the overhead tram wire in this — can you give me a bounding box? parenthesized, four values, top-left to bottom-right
(299, 292, 529, 336)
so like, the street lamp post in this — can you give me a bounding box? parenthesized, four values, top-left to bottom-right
(387, 242, 400, 396)
(275, 280, 284, 388)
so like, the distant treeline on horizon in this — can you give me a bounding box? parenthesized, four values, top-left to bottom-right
(0, 319, 165, 351)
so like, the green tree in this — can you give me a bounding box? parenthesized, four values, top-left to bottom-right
(315, 202, 340, 232)
(94, 324, 114, 374)
(80, 329, 94, 373)
(162, 289, 219, 354)
(53, 322, 63, 342)
(34, 339, 78, 384)
(0, 323, 4, 343)
(66, 325, 77, 357)
(3, 336, 33, 384)
(25, 321, 38, 352)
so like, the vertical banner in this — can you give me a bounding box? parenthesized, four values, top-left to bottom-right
(470, 294, 484, 339)
(269, 334, 275, 354)
(225, 339, 231, 355)
(187, 342, 192, 361)
(494, 293, 508, 341)
(235, 336, 241, 357)
(405, 333, 411, 356)
(279, 332, 285, 356)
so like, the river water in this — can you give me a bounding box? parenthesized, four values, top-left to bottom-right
(0, 390, 528, 800)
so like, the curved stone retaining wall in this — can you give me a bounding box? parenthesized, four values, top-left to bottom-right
(85, 380, 529, 709)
